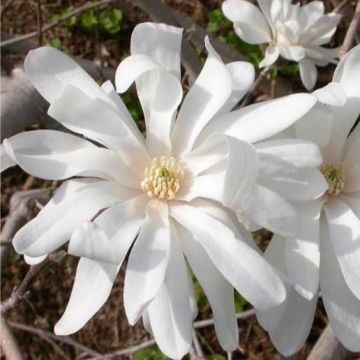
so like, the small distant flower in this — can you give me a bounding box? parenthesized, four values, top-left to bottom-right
(256, 45, 360, 355)
(222, 0, 342, 90)
(1, 22, 320, 359)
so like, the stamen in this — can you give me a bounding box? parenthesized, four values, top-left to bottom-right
(141, 156, 184, 200)
(320, 163, 345, 196)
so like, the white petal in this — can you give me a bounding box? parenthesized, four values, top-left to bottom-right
(340, 194, 360, 219)
(215, 61, 255, 116)
(115, 56, 183, 157)
(313, 82, 346, 107)
(68, 195, 147, 263)
(2, 130, 136, 187)
(24, 255, 47, 265)
(320, 219, 360, 351)
(48, 85, 149, 172)
(101, 80, 144, 145)
(198, 93, 317, 145)
(147, 222, 192, 359)
(299, 1, 324, 29)
(55, 258, 119, 335)
(299, 58, 318, 91)
(123, 200, 170, 325)
(259, 46, 280, 68)
(343, 124, 360, 169)
(266, 287, 318, 356)
(344, 164, 360, 194)
(222, 0, 272, 44)
(279, 45, 305, 62)
(334, 44, 360, 99)
(24, 46, 116, 109)
(235, 183, 298, 236)
(285, 200, 322, 299)
(170, 204, 286, 310)
(324, 199, 360, 300)
(180, 223, 238, 351)
(13, 181, 134, 257)
(306, 14, 342, 46)
(256, 138, 324, 169)
(171, 37, 232, 156)
(130, 22, 182, 81)
(258, 168, 328, 201)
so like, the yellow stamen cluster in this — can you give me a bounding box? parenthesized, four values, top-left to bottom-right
(141, 156, 184, 200)
(320, 163, 345, 196)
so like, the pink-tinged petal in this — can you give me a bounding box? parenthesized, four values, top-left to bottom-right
(55, 258, 119, 335)
(324, 199, 360, 300)
(123, 200, 171, 325)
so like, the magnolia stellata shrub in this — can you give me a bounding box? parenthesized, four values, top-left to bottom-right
(222, 0, 341, 90)
(1, 20, 359, 359)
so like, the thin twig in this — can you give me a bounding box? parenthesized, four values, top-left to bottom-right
(0, 0, 15, 18)
(1, 261, 48, 315)
(306, 325, 348, 360)
(192, 330, 205, 358)
(194, 309, 255, 328)
(8, 321, 101, 357)
(339, 0, 360, 58)
(0, 316, 24, 360)
(0, 0, 116, 48)
(240, 67, 271, 107)
(36, 0, 43, 46)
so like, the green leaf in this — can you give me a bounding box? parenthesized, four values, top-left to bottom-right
(99, 9, 123, 35)
(234, 293, 248, 313)
(81, 10, 98, 29)
(48, 38, 61, 49)
(209, 354, 227, 360)
(134, 345, 166, 360)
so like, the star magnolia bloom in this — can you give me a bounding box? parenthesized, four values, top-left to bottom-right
(1, 22, 319, 359)
(256, 45, 360, 355)
(222, 0, 341, 90)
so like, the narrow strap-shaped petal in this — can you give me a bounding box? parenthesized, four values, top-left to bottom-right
(170, 203, 286, 310)
(55, 258, 119, 335)
(2, 130, 137, 187)
(68, 195, 147, 263)
(48, 85, 149, 173)
(299, 58, 318, 91)
(13, 180, 135, 257)
(0, 144, 16, 172)
(197, 93, 317, 145)
(285, 200, 322, 300)
(320, 219, 360, 351)
(171, 38, 232, 156)
(147, 222, 192, 359)
(123, 199, 171, 325)
(259, 46, 280, 68)
(324, 199, 360, 300)
(24, 46, 116, 108)
(179, 223, 238, 351)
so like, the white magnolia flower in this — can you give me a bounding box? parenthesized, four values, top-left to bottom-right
(222, 0, 341, 90)
(256, 45, 360, 355)
(1, 22, 320, 359)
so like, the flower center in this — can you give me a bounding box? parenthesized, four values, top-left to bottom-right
(140, 156, 184, 200)
(320, 163, 345, 196)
